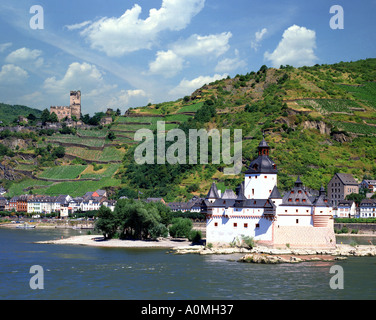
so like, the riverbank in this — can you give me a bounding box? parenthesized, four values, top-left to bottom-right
(36, 234, 193, 248)
(36, 233, 376, 261)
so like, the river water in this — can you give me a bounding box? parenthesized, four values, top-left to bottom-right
(0, 228, 375, 300)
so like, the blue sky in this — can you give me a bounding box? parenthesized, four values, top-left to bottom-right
(0, 0, 375, 115)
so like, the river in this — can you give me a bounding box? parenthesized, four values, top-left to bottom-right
(0, 228, 375, 300)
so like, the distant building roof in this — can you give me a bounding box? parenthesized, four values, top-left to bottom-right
(206, 182, 220, 199)
(335, 173, 358, 186)
(281, 177, 313, 206)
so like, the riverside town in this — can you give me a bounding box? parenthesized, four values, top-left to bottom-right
(1, 0, 376, 303)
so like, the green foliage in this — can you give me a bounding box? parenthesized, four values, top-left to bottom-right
(188, 229, 202, 243)
(95, 206, 118, 239)
(95, 199, 168, 240)
(0, 103, 42, 125)
(168, 217, 193, 238)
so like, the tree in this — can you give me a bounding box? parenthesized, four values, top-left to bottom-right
(41, 109, 50, 124)
(346, 193, 366, 206)
(168, 217, 192, 238)
(52, 145, 65, 158)
(115, 199, 165, 240)
(107, 131, 116, 141)
(49, 111, 59, 122)
(95, 206, 118, 239)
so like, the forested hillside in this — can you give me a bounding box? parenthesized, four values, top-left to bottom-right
(1, 58, 376, 201)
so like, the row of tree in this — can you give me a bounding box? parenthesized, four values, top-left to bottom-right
(95, 199, 202, 242)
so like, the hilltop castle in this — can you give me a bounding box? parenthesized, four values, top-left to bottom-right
(50, 91, 81, 121)
(204, 138, 336, 249)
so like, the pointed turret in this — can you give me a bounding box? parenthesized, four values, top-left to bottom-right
(269, 185, 282, 199)
(206, 182, 219, 203)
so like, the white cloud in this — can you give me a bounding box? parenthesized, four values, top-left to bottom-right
(5, 47, 44, 68)
(105, 89, 149, 110)
(79, 0, 205, 56)
(0, 42, 12, 53)
(264, 25, 318, 67)
(172, 32, 232, 57)
(251, 28, 267, 51)
(65, 20, 92, 31)
(0, 64, 28, 85)
(215, 49, 247, 72)
(149, 50, 184, 77)
(169, 73, 228, 97)
(148, 32, 232, 77)
(43, 62, 104, 93)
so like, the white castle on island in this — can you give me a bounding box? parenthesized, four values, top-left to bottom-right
(204, 138, 336, 249)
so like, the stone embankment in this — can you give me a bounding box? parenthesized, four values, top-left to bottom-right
(172, 244, 376, 264)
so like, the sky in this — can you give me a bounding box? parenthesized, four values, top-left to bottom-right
(0, 0, 375, 115)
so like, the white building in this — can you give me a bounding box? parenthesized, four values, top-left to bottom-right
(335, 200, 357, 218)
(205, 138, 335, 249)
(360, 180, 376, 193)
(359, 199, 376, 218)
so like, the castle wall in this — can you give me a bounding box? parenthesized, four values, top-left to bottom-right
(50, 106, 72, 121)
(50, 90, 81, 121)
(70, 91, 81, 119)
(244, 173, 277, 199)
(206, 213, 273, 245)
(272, 220, 336, 249)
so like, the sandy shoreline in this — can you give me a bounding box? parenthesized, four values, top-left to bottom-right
(36, 235, 193, 248)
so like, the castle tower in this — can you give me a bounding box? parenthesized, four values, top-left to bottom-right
(70, 90, 81, 120)
(244, 137, 278, 199)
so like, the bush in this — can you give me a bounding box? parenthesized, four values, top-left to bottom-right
(169, 217, 192, 238)
(188, 230, 202, 243)
(241, 236, 254, 249)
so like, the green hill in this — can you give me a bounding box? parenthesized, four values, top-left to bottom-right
(0, 103, 42, 125)
(2, 58, 376, 201)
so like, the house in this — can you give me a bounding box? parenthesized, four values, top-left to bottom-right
(53, 195, 72, 218)
(100, 116, 113, 125)
(360, 180, 376, 193)
(9, 196, 18, 211)
(101, 199, 117, 212)
(327, 173, 359, 207)
(0, 196, 7, 211)
(335, 200, 357, 218)
(205, 138, 335, 249)
(167, 197, 203, 212)
(16, 195, 31, 213)
(80, 197, 101, 212)
(359, 199, 376, 218)
(0, 187, 6, 195)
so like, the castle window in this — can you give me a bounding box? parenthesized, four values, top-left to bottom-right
(285, 210, 287, 213)
(288, 198, 292, 202)
(296, 219, 299, 224)
(214, 222, 218, 227)
(296, 209, 298, 213)
(295, 199, 299, 202)
(233, 223, 237, 228)
(255, 224, 260, 229)
(264, 176, 267, 179)
(298, 190, 302, 194)
(244, 223, 248, 228)
(302, 199, 306, 203)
